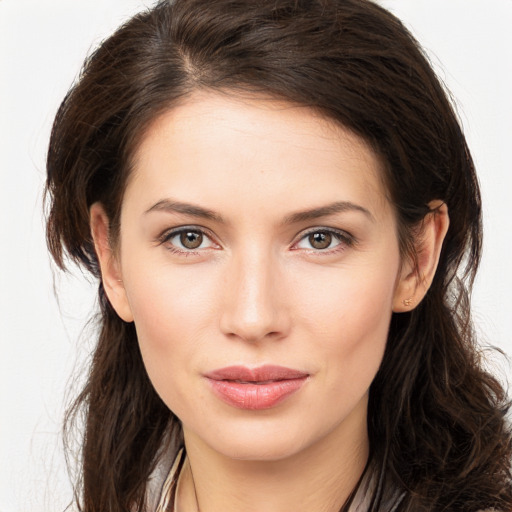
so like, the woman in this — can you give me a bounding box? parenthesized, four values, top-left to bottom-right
(45, 0, 512, 511)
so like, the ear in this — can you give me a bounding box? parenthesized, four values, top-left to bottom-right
(392, 200, 449, 312)
(90, 203, 134, 322)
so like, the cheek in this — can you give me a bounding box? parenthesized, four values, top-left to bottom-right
(122, 270, 212, 415)
(126, 260, 216, 334)
(292, 260, 397, 389)
(296, 260, 396, 335)
(122, 259, 222, 393)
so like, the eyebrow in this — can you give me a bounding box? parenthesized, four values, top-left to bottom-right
(283, 201, 375, 224)
(144, 199, 374, 224)
(145, 199, 225, 223)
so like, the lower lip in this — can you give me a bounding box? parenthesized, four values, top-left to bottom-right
(207, 378, 308, 410)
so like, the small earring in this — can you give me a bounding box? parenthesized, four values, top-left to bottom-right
(402, 298, 413, 307)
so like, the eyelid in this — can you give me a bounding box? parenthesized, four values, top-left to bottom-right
(156, 225, 354, 255)
(157, 225, 221, 252)
(291, 226, 355, 252)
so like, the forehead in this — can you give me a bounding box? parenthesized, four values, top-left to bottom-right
(126, 91, 391, 222)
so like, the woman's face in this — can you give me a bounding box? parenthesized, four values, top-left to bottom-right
(111, 92, 407, 461)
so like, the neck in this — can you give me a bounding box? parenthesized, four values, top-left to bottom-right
(178, 398, 369, 512)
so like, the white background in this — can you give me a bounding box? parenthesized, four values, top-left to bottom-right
(1, 1, 511, 510)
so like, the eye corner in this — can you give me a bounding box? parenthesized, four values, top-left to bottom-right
(157, 225, 222, 255)
(291, 227, 356, 254)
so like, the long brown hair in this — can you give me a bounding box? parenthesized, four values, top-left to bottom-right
(45, 0, 512, 510)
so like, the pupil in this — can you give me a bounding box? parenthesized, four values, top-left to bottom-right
(180, 231, 202, 249)
(309, 232, 332, 249)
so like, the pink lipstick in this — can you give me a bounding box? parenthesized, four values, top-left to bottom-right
(204, 365, 309, 410)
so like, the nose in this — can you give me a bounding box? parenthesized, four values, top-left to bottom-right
(219, 247, 291, 343)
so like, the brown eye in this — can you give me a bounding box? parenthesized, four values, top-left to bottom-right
(308, 232, 332, 250)
(294, 228, 351, 253)
(180, 231, 203, 249)
(162, 227, 218, 254)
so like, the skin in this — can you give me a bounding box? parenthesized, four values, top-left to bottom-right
(91, 91, 449, 512)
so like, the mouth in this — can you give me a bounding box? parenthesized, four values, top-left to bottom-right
(204, 365, 309, 410)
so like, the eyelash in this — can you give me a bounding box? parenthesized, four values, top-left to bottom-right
(158, 226, 219, 256)
(292, 227, 355, 255)
(157, 226, 355, 256)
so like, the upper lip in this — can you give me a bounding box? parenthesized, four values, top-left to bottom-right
(205, 365, 309, 382)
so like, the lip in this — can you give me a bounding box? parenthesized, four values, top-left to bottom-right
(204, 365, 309, 410)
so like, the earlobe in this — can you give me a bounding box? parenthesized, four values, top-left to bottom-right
(89, 203, 134, 322)
(393, 200, 449, 313)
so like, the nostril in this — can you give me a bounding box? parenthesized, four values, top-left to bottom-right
(221, 320, 288, 344)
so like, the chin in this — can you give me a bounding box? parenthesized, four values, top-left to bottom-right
(210, 433, 308, 462)
(184, 413, 338, 463)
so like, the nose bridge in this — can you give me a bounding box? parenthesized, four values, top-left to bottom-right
(220, 242, 287, 342)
